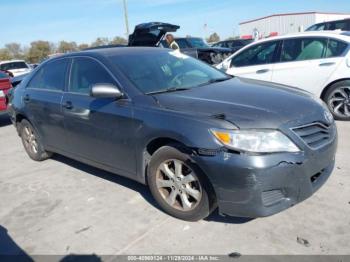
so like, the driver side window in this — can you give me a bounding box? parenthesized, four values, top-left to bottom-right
(231, 41, 278, 67)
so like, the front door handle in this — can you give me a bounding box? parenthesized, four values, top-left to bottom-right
(23, 94, 30, 103)
(256, 69, 270, 74)
(319, 62, 336, 67)
(63, 101, 73, 110)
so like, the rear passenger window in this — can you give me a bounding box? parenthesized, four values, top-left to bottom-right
(69, 57, 115, 94)
(27, 59, 69, 91)
(281, 38, 328, 62)
(325, 39, 348, 58)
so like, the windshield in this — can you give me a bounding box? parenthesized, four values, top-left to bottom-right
(187, 38, 210, 48)
(0, 62, 29, 71)
(111, 50, 228, 94)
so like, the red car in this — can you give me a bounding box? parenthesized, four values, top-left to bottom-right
(0, 71, 12, 112)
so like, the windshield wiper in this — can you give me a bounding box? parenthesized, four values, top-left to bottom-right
(196, 77, 232, 87)
(146, 87, 190, 95)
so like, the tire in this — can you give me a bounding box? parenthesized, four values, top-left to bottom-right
(147, 145, 216, 221)
(20, 119, 52, 161)
(324, 80, 350, 121)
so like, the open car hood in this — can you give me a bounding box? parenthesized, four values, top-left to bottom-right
(128, 22, 180, 47)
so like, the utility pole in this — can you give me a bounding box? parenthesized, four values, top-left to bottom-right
(122, 0, 130, 37)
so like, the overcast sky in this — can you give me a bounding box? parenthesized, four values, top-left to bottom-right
(1, 0, 350, 47)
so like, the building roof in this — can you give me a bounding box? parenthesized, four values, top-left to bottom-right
(240, 12, 350, 25)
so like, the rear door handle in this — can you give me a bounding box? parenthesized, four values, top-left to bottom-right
(23, 94, 30, 103)
(63, 101, 73, 110)
(256, 69, 270, 74)
(319, 62, 336, 67)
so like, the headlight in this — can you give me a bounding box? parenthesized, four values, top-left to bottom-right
(211, 129, 300, 153)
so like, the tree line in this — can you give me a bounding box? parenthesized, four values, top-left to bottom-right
(0, 32, 236, 64)
(0, 36, 128, 64)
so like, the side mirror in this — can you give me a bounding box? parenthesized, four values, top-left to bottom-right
(90, 84, 124, 99)
(223, 59, 232, 70)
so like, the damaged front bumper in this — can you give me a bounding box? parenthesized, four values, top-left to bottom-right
(193, 131, 337, 218)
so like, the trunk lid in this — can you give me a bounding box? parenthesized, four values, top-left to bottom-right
(128, 22, 180, 47)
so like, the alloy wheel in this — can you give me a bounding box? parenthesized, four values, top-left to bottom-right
(23, 125, 39, 155)
(156, 159, 202, 211)
(328, 86, 350, 118)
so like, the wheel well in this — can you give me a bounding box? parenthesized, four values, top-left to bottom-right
(320, 78, 350, 101)
(15, 114, 26, 124)
(143, 137, 217, 205)
(146, 137, 188, 156)
(14, 114, 27, 135)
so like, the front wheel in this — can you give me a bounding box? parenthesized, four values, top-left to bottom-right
(147, 145, 216, 221)
(324, 80, 350, 121)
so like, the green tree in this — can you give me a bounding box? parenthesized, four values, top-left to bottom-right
(206, 32, 220, 43)
(109, 36, 128, 45)
(57, 41, 78, 53)
(5, 43, 23, 59)
(27, 41, 52, 63)
(91, 37, 109, 47)
(0, 48, 12, 60)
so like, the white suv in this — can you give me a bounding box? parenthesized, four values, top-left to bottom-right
(217, 31, 350, 120)
(0, 60, 31, 77)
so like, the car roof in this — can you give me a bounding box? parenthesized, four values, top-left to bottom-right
(253, 31, 350, 44)
(313, 18, 350, 25)
(51, 46, 171, 60)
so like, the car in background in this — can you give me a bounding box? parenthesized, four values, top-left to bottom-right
(0, 60, 31, 77)
(0, 71, 12, 112)
(217, 31, 350, 120)
(306, 18, 350, 31)
(129, 22, 233, 65)
(11, 73, 29, 88)
(212, 39, 253, 53)
(9, 47, 337, 221)
(0, 69, 14, 78)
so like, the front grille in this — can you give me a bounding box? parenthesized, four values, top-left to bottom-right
(291, 122, 334, 149)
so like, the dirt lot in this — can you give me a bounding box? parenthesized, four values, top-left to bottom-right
(0, 113, 349, 256)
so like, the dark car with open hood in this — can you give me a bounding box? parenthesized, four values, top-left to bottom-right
(128, 22, 233, 65)
(8, 47, 337, 221)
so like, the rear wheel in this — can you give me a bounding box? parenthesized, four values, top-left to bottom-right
(20, 119, 52, 161)
(147, 145, 216, 221)
(324, 80, 350, 121)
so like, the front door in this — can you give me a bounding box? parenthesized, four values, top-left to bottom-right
(62, 57, 136, 176)
(226, 40, 280, 82)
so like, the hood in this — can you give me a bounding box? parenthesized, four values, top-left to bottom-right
(152, 78, 328, 129)
(128, 22, 180, 47)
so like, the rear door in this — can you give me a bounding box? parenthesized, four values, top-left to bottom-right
(23, 58, 70, 150)
(271, 37, 348, 94)
(62, 56, 136, 175)
(226, 40, 280, 81)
